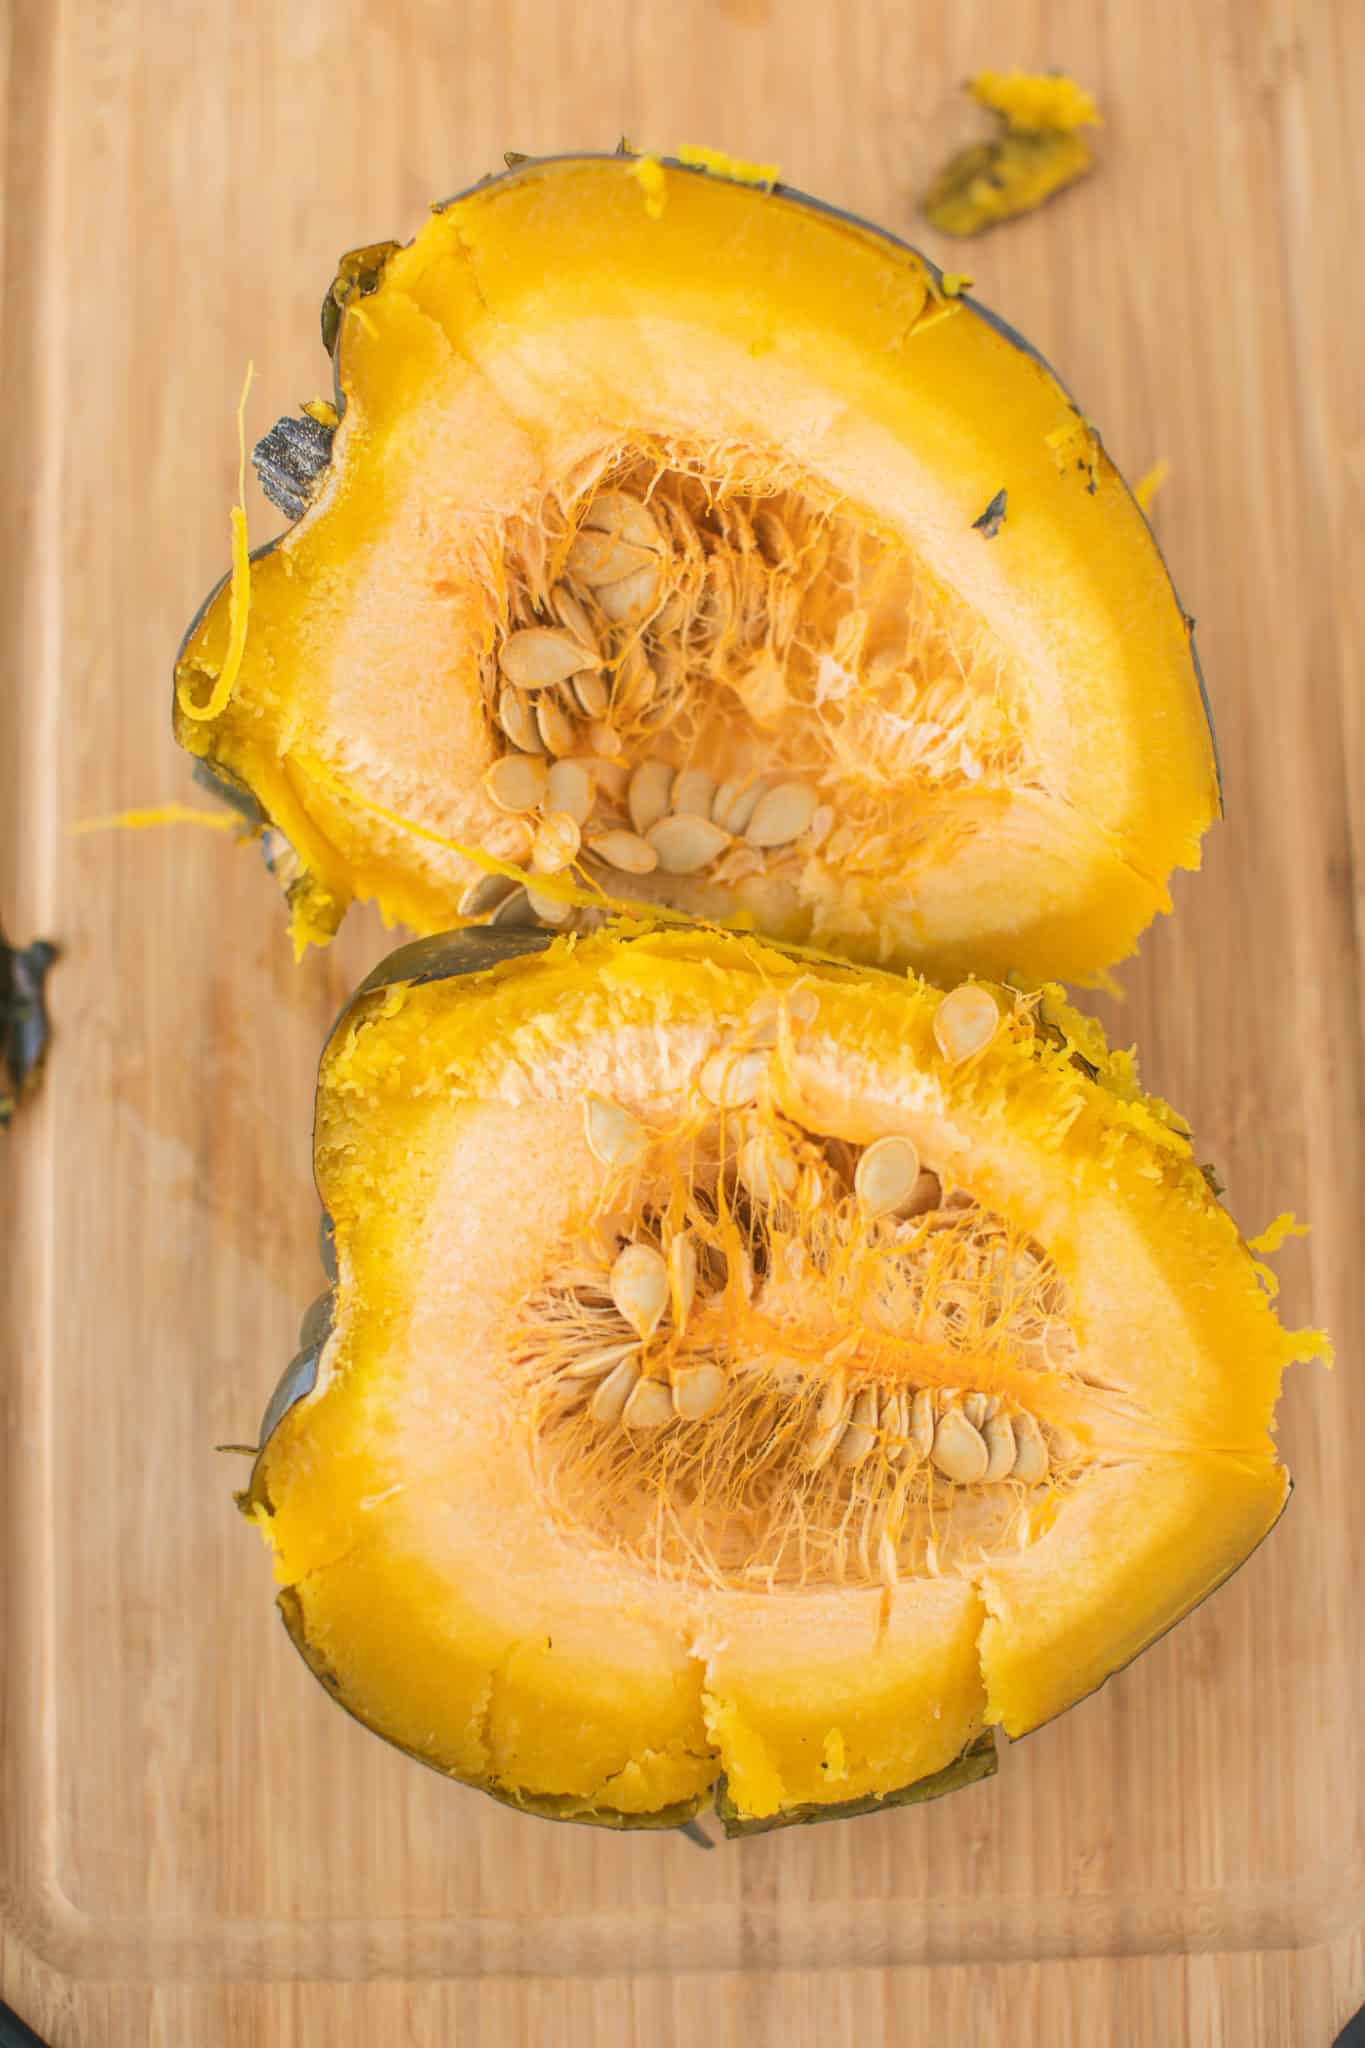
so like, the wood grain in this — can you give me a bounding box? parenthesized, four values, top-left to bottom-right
(2, 0, 1361, 2040)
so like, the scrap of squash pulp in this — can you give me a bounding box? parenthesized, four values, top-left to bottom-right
(176, 362, 254, 724)
(923, 72, 1100, 237)
(628, 146, 781, 223)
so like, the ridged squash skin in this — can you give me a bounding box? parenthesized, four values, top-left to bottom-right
(242, 923, 1321, 1833)
(175, 153, 1218, 983)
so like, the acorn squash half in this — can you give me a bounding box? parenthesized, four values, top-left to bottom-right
(176, 153, 1217, 982)
(242, 924, 1320, 1832)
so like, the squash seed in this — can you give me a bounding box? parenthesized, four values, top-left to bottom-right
(962, 1391, 990, 1431)
(982, 1411, 1017, 1482)
(934, 983, 1001, 1063)
(881, 1387, 913, 1463)
(807, 1373, 852, 1470)
(571, 670, 610, 719)
(622, 1375, 675, 1431)
(459, 872, 521, 917)
(583, 488, 662, 550)
(910, 1388, 937, 1461)
(587, 828, 659, 875)
(699, 1047, 766, 1109)
(610, 1243, 670, 1340)
(584, 1094, 648, 1171)
(597, 562, 661, 621)
(550, 587, 600, 651)
(532, 810, 582, 874)
(713, 778, 768, 835)
(535, 693, 578, 757)
(588, 720, 623, 758)
(562, 1340, 639, 1383)
(745, 781, 819, 848)
(854, 1135, 922, 1219)
(567, 531, 658, 586)
(668, 1230, 698, 1333)
(589, 1354, 641, 1425)
(481, 814, 535, 862)
(524, 884, 573, 926)
(671, 768, 716, 817)
(488, 885, 536, 926)
(484, 754, 548, 813)
(901, 1169, 942, 1219)
(672, 1363, 728, 1421)
(591, 756, 630, 802)
(834, 1385, 880, 1468)
(497, 684, 545, 753)
(648, 813, 730, 874)
(737, 1132, 798, 1206)
(931, 1406, 989, 1484)
(1010, 1411, 1049, 1484)
(628, 758, 675, 836)
(499, 627, 593, 689)
(545, 758, 594, 825)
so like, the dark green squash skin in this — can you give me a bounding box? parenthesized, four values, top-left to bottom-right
(178, 152, 1221, 876)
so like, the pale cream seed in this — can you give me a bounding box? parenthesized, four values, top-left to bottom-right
(584, 1094, 648, 1171)
(496, 684, 545, 754)
(745, 780, 819, 849)
(648, 813, 730, 874)
(499, 627, 593, 689)
(591, 756, 630, 802)
(481, 815, 535, 862)
(628, 758, 675, 837)
(983, 1412, 1017, 1482)
(596, 562, 661, 621)
(962, 1391, 990, 1431)
(931, 1406, 990, 1484)
(699, 1047, 767, 1109)
(571, 670, 610, 719)
(524, 884, 573, 926)
(588, 720, 624, 759)
(589, 1354, 641, 1425)
(583, 489, 662, 550)
(671, 768, 716, 817)
(545, 758, 595, 825)
(622, 1375, 676, 1431)
(901, 1169, 943, 1219)
(737, 1132, 798, 1206)
(566, 530, 658, 586)
(484, 754, 548, 814)
(934, 983, 1002, 1064)
(910, 1388, 937, 1461)
(609, 1242, 670, 1341)
(668, 1231, 698, 1334)
(1010, 1412, 1049, 1485)
(835, 1386, 880, 1468)
(532, 811, 582, 874)
(854, 1135, 922, 1219)
(712, 778, 767, 835)
(562, 1340, 639, 1383)
(550, 587, 599, 651)
(587, 828, 659, 875)
(535, 694, 578, 757)
(672, 1363, 728, 1422)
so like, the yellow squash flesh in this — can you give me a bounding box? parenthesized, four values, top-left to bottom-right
(176, 154, 1217, 982)
(244, 925, 1321, 1829)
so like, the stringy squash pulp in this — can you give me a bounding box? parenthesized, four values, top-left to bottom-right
(245, 926, 1320, 1831)
(175, 153, 1217, 982)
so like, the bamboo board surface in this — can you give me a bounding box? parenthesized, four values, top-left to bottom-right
(1, 0, 1361, 2041)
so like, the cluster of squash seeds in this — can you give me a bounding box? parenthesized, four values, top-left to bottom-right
(464, 458, 1039, 925)
(518, 1057, 1080, 1593)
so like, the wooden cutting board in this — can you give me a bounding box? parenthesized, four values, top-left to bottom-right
(2, 0, 1361, 2041)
